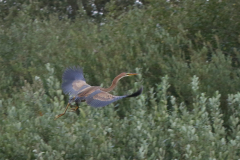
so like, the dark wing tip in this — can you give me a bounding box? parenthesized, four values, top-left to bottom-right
(126, 86, 143, 98)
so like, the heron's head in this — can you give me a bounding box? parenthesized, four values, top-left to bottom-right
(115, 72, 138, 82)
(118, 72, 138, 79)
(126, 73, 138, 76)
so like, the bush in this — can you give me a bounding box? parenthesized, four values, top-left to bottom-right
(1, 71, 240, 159)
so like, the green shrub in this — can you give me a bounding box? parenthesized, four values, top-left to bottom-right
(1, 71, 240, 159)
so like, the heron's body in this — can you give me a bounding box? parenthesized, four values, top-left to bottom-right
(55, 67, 143, 119)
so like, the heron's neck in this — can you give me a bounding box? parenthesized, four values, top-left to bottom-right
(101, 74, 123, 92)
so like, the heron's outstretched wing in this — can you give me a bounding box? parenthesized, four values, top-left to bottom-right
(62, 66, 91, 96)
(86, 87, 143, 108)
(71, 86, 100, 103)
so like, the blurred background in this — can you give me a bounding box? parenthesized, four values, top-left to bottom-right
(1, 0, 240, 159)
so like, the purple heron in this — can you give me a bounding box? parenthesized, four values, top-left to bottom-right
(55, 67, 143, 119)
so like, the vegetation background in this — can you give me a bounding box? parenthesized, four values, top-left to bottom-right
(1, 0, 240, 159)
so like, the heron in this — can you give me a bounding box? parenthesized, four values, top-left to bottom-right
(55, 67, 143, 119)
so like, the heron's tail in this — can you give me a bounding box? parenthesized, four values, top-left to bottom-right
(126, 86, 143, 98)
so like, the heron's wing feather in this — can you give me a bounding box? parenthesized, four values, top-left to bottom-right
(62, 66, 91, 96)
(85, 87, 143, 108)
(86, 90, 127, 108)
(72, 86, 100, 103)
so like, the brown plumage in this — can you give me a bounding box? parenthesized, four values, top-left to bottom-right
(55, 67, 143, 120)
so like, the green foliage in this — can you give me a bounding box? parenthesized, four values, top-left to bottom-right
(1, 0, 240, 159)
(1, 73, 240, 159)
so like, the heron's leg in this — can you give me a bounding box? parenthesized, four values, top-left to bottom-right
(75, 101, 80, 115)
(69, 102, 79, 112)
(75, 106, 80, 115)
(69, 106, 79, 112)
(54, 103, 70, 120)
(69, 100, 80, 112)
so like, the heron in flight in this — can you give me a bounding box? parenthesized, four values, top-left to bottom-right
(55, 67, 143, 119)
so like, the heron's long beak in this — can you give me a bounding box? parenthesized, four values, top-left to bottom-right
(127, 73, 138, 76)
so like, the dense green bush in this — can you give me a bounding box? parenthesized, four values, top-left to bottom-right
(1, 70, 240, 159)
(1, 0, 240, 159)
